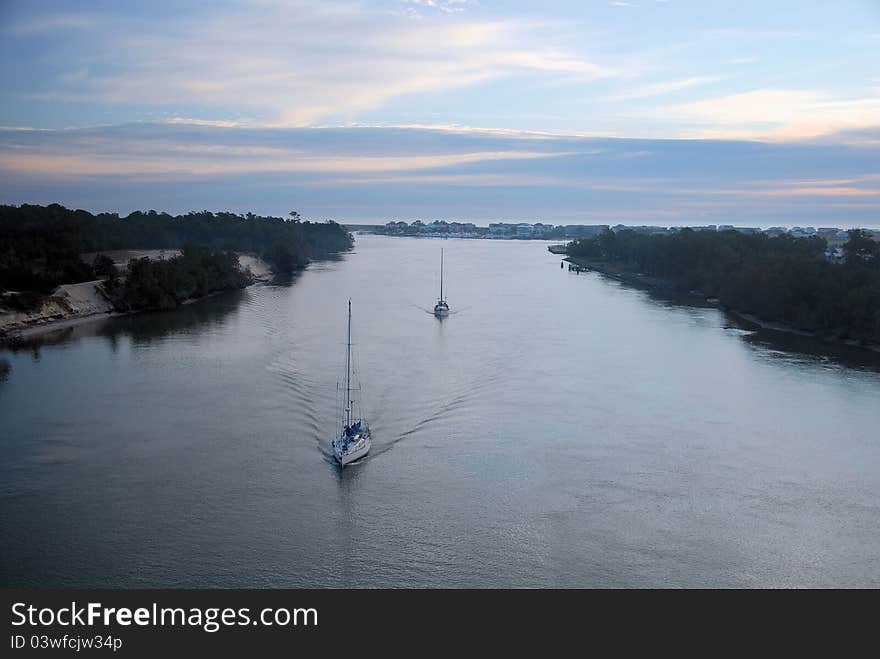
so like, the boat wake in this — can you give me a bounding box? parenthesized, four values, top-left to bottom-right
(318, 445, 367, 467)
(412, 303, 468, 316)
(267, 356, 325, 437)
(369, 366, 500, 458)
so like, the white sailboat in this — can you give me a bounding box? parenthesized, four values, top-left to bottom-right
(433, 248, 450, 317)
(331, 300, 371, 467)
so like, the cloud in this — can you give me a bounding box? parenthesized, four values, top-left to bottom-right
(166, 118, 244, 128)
(406, 0, 472, 14)
(1, 148, 564, 178)
(601, 76, 721, 102)
(7, 1, 871, 144)
(1, 123, 878, 224)
(757, 186, 880, 198)
(17, 1, 613, 127)
(807, 125, 880, 147)
(0, 124, 572, 178)
(2, 14, 96, 34)
(665, 89, 880, 140)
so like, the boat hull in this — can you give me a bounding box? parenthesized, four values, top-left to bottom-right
(332, 433, 371, 466)
(433, 302, 449, 317)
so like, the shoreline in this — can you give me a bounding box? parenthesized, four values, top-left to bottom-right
(565, 255, 880, 354)
(2, 310, 128, 341)
(0, 285, 263, 345)
(1, 252, 276, 346)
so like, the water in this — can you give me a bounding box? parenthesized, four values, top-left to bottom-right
(2, 235, 880, 588)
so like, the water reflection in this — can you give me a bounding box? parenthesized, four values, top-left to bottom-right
(3, 236, 880, 588)
(1, 288, 254, 360)
(265, 270, 304, 287)
(735, 321, 880, 372)
(574, 269, 880, 373)
(0, 269, 315, 361)
(103, 289, 249, 346)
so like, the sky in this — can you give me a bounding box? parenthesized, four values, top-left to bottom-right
(1, 0, 879, 225)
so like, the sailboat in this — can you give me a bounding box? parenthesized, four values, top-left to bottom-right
(433, 248, 450, 317)
(331, 300, 371, 467)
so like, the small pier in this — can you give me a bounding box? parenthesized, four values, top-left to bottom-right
(567, 263, 588, 274)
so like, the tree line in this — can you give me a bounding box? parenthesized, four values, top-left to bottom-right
(568, 228, 880, 343)
(0, 203, 354, 296)
(105, 245, 253, 311)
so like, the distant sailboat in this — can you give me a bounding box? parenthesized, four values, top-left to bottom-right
(331, 300, 371, 466)
(433, 248, 450, 317)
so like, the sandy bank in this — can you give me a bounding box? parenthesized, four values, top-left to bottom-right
(81, 249, 181, 270)
(238, 254, 273, 281)
(2, 253, 274, 342)
(1, 281, 116, 336)
(81, 249, 272, 280)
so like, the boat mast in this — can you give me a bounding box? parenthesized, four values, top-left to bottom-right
(344, 299, 352, 428)
(440, 248, 444, 302)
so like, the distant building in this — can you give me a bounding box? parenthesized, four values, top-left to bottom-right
(515, 223, 535, 237)
(562, 224, 608, 238)
(449, 221, 476, 233)
(531, 223, 552, 237)
(425, 220, 449, 233)
(488, 223, 514, 237)
(825, 246, 846, 263)
(384, 220, 409, 234)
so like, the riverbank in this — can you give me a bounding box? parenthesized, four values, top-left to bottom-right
(0, 252, 273, 344)
(0, 290, 230, 345)
(0, 280, 116, 337)
(565, 256, 682, 296)
(565, 255, 880, 353)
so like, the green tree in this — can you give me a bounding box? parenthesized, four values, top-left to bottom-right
(843, 229, 879, 265)
(92, 254, 118, 278)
